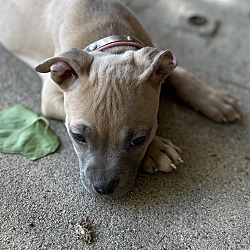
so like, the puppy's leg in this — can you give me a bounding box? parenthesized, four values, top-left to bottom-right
(142, 136, 183, 174)
(167, 67, 240, 123)
(41, 76, 65, 120)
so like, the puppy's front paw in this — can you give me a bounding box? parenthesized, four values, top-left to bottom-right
(142, 136, 183, 174)
(195, 88, 241, 123)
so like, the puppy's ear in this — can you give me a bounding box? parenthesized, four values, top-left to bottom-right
(134, 47, 177, 84)
(35, 49, 93, 90)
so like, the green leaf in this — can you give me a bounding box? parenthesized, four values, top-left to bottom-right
(0, 105, 60, 160)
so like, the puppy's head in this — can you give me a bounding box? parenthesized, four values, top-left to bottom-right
(36, 47, 175, 197)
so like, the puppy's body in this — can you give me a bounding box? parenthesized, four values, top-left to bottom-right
(0, 0, 240, 197)
(0, 0, 152, 64)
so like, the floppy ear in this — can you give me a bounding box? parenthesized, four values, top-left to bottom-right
(35, 48, 93, 90)
(134, 47, 177, 84)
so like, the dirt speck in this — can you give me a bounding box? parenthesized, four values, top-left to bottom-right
(69, 218, 94, 244)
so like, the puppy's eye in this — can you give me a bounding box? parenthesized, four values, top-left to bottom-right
(130, 136, 146, 147)
(72, 133, 86, 143)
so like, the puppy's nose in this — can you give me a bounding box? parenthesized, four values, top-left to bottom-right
(93, 179, 118, 195)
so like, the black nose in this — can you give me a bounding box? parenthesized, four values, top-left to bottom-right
(93, 179, 118, 195)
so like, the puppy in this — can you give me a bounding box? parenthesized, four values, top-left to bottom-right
(0, 0, 240, 197)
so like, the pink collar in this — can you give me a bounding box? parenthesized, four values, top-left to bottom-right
(84, 35, 144, 53)
(84, 35, 178, 68)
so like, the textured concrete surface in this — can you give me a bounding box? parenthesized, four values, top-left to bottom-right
(0, 0, 250, 249)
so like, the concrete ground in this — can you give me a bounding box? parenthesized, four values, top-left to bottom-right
(0, 0, 249, 249)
